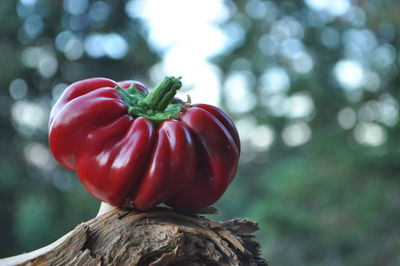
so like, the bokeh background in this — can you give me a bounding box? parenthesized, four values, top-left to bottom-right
(0, 0, 399, 265)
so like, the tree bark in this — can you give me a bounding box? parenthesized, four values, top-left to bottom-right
(1, 207, 267, 266)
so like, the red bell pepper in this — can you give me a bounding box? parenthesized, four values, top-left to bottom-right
(49, 77, 240, 210)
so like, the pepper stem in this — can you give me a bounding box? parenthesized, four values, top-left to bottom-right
(141, 76, 182, 111)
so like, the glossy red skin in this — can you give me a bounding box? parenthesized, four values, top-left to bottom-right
(49, 77, 240, 210)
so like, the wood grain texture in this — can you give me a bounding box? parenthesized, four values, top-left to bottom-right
(1, 207, 268, 266)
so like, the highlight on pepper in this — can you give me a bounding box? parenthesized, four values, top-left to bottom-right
(49, 76, 241, 210)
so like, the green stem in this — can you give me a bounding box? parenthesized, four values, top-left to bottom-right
(141, 76, 182, 111)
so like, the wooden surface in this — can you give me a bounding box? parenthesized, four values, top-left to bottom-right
(1, 207, 268, 266)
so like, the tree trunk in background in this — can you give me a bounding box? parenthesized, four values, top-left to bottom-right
(1, 207, 267, 266)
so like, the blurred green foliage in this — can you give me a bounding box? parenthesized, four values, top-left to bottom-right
(0, 0, 399, 265)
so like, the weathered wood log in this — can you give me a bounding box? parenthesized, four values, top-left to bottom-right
(1, 206, 267, 265)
